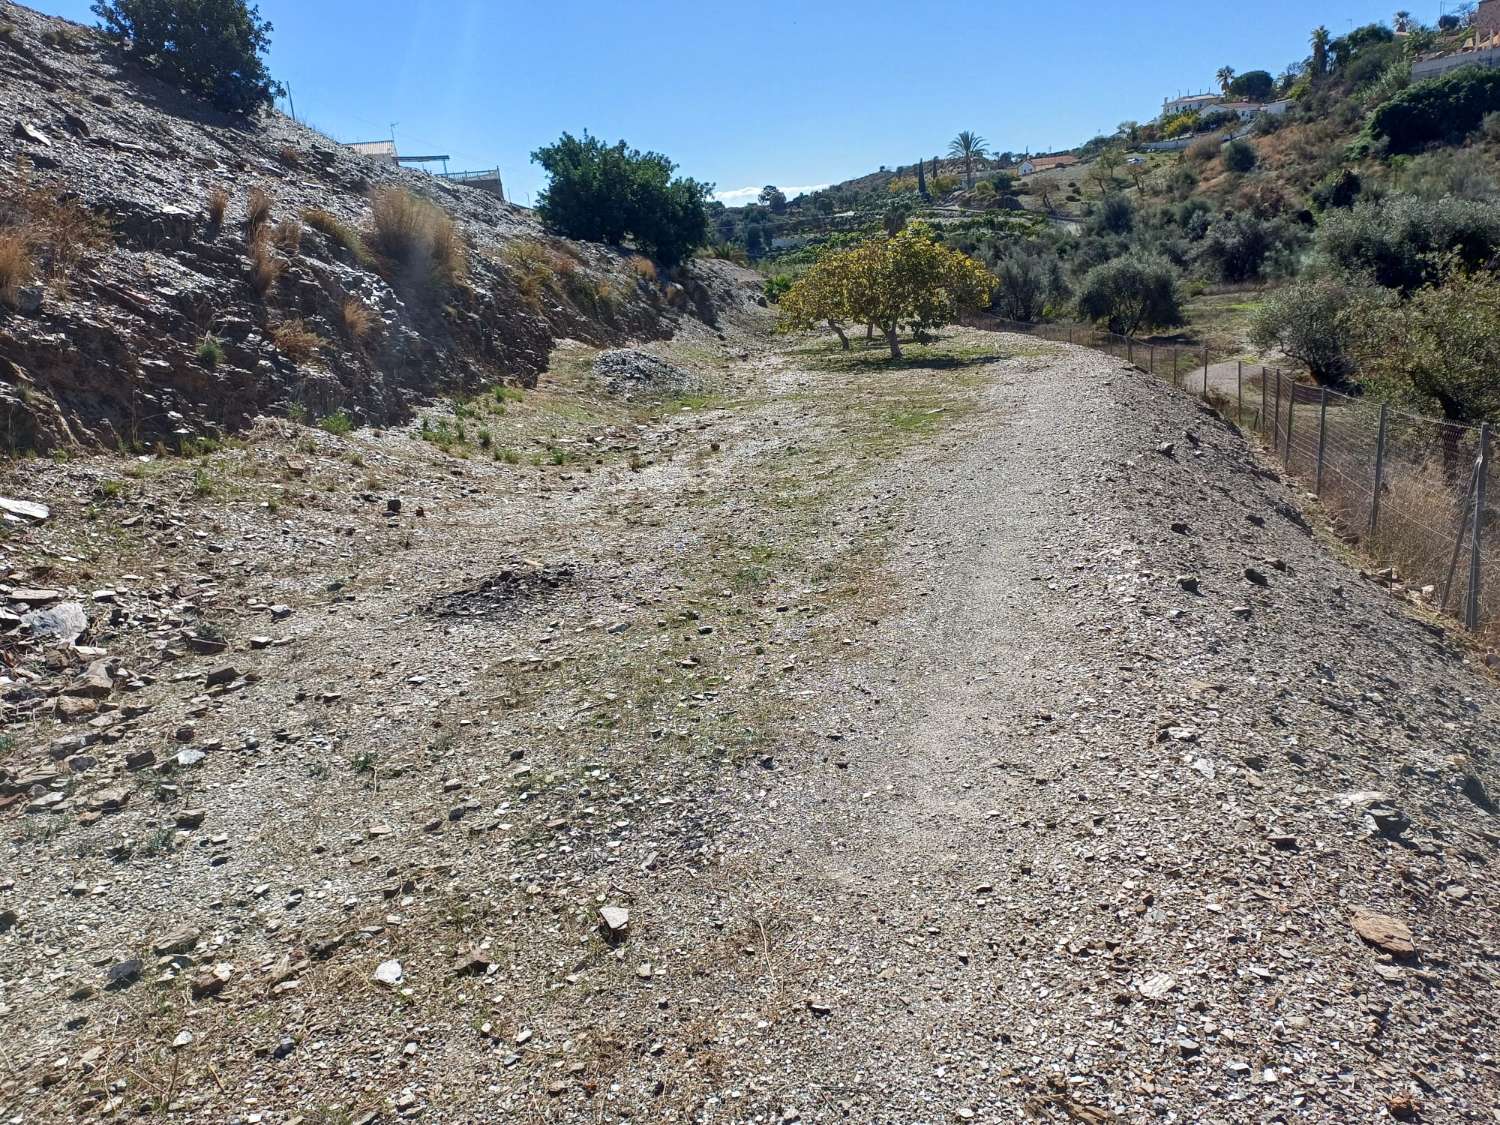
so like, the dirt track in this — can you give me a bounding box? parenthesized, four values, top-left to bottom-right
(3, 327, 1498, 1123)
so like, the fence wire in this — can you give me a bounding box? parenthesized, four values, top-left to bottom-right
(965, 312, 1497, 636)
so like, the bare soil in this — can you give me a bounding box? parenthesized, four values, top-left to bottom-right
(2, 325, 1497, 1124)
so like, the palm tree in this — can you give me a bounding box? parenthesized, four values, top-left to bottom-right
(1311, 26, 1331, 77)
(1216, 67, 1236, 94)
(948, 130, 989, 189)
(1394, 10, 1412, 33)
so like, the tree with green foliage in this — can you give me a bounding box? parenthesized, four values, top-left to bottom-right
(1216, 67, 1237, 95)
(1349, 265, 1500, 425)
(778, 223, 993, 358)
(1074, 254, 1183, 336)
(530, 133, 711, 265)
(1227, 70, 1275, 102)
(92, 0, 283, 116)
(948, 131, 990, 188)
(1250, 276, 1370, 385)
(759, 185, 788, 214)
(1311, 26, 1331, 78)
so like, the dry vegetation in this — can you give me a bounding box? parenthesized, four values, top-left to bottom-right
(247, 236, 283, 296)
(339, 295, 375, 343)
(302, 207, 374, 268)
(271, 218, 302, 255)
(271, 318, 325, 363)
(365, 186, 465, 287)
(245, 187, 273, 235)
(0, 169, 112, 297)
(206, 186, 229, 228)
(0, 232, 32, 308)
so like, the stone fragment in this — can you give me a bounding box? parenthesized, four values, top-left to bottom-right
(599, 906, 630, 941)
(1351, 908, 1416, 957)
(106, 959, 143, 989)
(374, 959, 404, 987)
(22, 602, 88, 643)
(0, 497, 49, 521)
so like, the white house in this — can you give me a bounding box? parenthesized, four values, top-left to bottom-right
(1160, 93, 1223, 119)
(1019, 154, 1080, 176)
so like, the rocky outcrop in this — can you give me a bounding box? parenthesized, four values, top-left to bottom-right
(0, 1, 761, 453)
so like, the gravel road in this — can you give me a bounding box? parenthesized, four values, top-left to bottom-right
(3, 329, 1496, 1124)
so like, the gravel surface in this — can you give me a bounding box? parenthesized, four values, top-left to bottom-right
(2, 328, 1496, 1123)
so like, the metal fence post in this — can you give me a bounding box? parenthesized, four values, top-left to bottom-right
(1149, 344, 1155, 375)
(1068, 326, 1074, 345)
(1370, 402, 1389, 539)
(1127, 338, 1134, 366)
(1202, 347, 1209, 399)
(1237, 361, 1244, 425)
(1273, 370, 1283, 455)
(1467, 423, 1489, 630)
(1315, 388, 1329, 497)
(1173, 349, 1179, 386)
(1286, 381, 1295, 468)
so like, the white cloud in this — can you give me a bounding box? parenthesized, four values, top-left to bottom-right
(713, 184, 830, 206)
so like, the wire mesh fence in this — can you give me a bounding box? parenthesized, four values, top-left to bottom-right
(966, 311, 1497, 636)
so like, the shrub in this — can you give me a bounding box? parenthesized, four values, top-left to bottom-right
(1222, 139, 1258, 174)
(988, 247, 1068, 322)
(763, 275, 793, 304)
(1089, 194, 1134, 236)
(1318, 195, 1500, 293)
(196, 334, 224, 367)
(929, 174, 960, 194)
(1311, 169, 1362, 211)
(91, 0, 284, 116)
(246, 186, 272, 234)
(1249, 277, 1369, 385)
(531, 132, 711, 266)
(318, 410, 353, 435)
(340, 296, 375, 342)
(1185, 137, 1221, 166)
(276, 145, 300, 168)
(1367, 67, 1500, 153)
(628, 255, 657, 281)
(887, 176, 919, 194)
(1074, 254, 1183, 336)
(365, 186, 466, 287)
(207, 185, 229, 227)
(248, 237, 282, 296)
(1198, 215, 1303, 282)
(271, 318, 324, 363)
(0, 233, 33, 308)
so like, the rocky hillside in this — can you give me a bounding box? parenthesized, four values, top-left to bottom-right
(0, 1, 760, 455)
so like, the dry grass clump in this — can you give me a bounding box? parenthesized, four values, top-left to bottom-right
(340, 296, 375, 342)
(628, 255, 658, 281)
(272, 219, 302, 254)
(246, 187, 273, 234)
(276, 145, 301, 169)
(303, 207, 375, 268)
(500, 238, 569, 310)
(206, 186, 230, 228)
(271, 318, 325, 363)
(365, 186, 465, 287)
(0, 233, 34, 308)
(248, 237, 284, 296)
(0, 171, 112, 296)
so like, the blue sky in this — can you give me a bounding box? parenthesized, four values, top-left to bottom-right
(35, 0, 1412, 204)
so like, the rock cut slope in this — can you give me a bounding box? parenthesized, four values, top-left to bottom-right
(0, 1, 760, 454)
